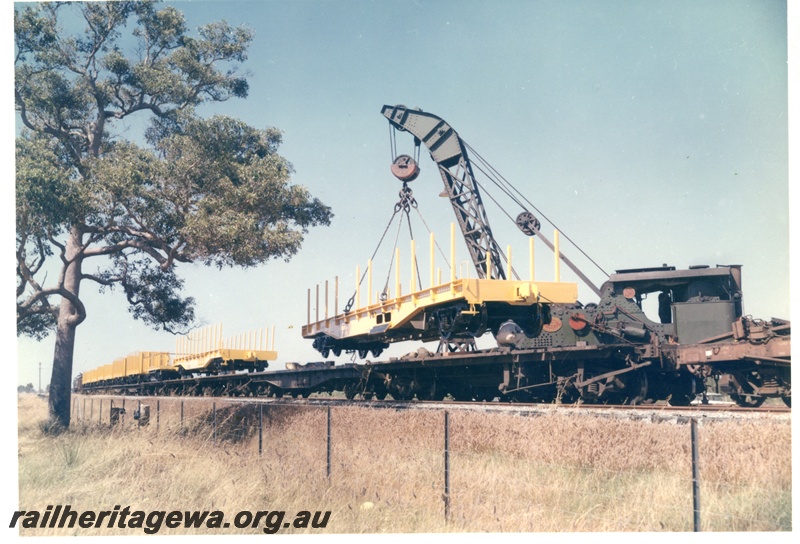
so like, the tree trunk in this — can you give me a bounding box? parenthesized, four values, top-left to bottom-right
(49, 309, 78, 428)
(48, 228, 85, 429)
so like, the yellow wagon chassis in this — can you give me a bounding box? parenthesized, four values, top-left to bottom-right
(80, 325, 278, 386)
(173, 324, 277, 374)
(302, 225, 578, 356)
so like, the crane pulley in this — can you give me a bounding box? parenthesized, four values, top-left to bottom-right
(390, 155, 420, 182)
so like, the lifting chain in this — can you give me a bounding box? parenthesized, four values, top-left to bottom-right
(344, 183, 415, 314)
(394, 182, 418, 214)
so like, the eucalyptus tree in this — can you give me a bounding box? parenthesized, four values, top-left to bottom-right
(15, 1, 332, 428)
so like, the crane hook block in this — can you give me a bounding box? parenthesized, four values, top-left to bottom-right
(515, 211, 541, 236)
(391, 154, 420, 182)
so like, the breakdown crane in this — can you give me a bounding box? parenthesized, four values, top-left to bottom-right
(79, 105, 790, 407)
(300, 107, 585, 358)
(381, 104, 603, 295)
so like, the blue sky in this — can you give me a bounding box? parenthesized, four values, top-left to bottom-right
(11, 0, 794, 388)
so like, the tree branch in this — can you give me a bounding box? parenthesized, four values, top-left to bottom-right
(81, 272, 123, 286)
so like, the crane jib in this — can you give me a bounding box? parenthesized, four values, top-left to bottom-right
(381, 105, 506, 280)
(382, 104, 604, 297)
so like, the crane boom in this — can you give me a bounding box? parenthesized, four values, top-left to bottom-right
(381, 105, 506, 280)
(382, 104, 604, 297)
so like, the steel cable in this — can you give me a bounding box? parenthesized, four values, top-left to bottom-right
(464, 141, 610, 278)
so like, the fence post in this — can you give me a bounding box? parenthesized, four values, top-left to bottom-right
(213, 402, 217, 443)
(157, 400, 160, 433)
(444, 411, 451, 523)
(82, 397, 86, 423)
(180, 400, 184, 432)
(326, 406, 332, 480)
(258, 404, 263, 457)
(99, 399, 103, 425)
(691, 418, 701, 532)
(90, 398, 93, 424)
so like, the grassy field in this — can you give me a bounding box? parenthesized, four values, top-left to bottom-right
(15, 393, 791, 535)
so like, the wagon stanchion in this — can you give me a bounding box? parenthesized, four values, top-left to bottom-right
(444, 411, 451, 523)
(691, 418, 701, 532)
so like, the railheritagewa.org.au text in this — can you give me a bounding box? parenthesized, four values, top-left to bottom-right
(10, 505, 331, 534)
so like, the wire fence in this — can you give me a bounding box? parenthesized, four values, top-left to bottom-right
(70, 394, 792, 532)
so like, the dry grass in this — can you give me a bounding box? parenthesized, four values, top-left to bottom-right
(16, 394, 791, 535)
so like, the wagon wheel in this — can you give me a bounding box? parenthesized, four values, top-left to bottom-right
(416, 379, 444, 401)
(730, 392, 766, 408)
(667, 394, 694, 407)
(392, 390, 413, 401)
(438, 304, 487, 341)
(343, 382, 358, 400)
(667, 374, 703, 406)
(389, 377, 414, 400)
(622, 369, 649, 405)
(437, 307, 459, 341)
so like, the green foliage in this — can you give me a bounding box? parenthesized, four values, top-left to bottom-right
(158, 116, 332, 267)
(14, 0, 255, 174)
(15, 1, 332, 342)
(15, 134, 75, 237)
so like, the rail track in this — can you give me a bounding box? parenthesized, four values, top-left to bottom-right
(73, 393, 791, 426)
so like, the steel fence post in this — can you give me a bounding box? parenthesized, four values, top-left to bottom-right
(327, 406, 332, 479)
(691, 418, 701, 532)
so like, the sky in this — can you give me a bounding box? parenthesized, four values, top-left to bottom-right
(9, 0, 795, 390)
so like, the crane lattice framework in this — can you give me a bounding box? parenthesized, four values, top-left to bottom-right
(381, 105, 507, 280)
